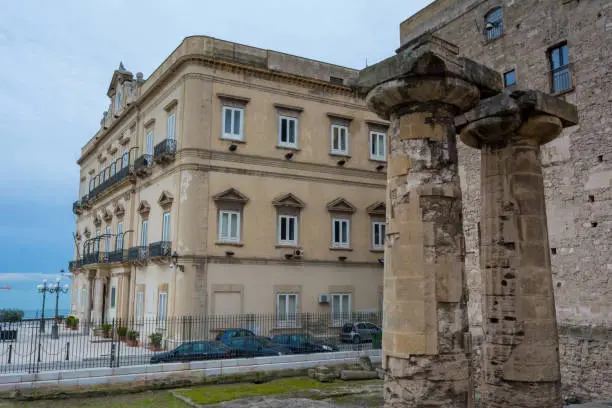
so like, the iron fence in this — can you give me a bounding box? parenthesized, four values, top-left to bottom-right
(0, 311, 381, 374)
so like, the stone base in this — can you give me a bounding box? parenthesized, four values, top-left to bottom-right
(383, 354, 471, 407)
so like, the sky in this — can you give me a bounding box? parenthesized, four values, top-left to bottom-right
(0, 0, 432, 313)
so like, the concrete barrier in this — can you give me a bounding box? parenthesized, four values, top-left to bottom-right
(0, 349, 381, 393)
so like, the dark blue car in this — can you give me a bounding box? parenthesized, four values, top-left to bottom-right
(214, 328, 257, 344)
(225, 336, 293, 357)
(150, 340, 240, 364)
(271, 334, 338, 354)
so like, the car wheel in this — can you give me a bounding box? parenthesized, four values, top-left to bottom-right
(352, 335, 360, 345)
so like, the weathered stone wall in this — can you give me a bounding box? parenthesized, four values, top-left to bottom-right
(400, 0, 612, 401)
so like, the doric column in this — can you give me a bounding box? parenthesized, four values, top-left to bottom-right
(355, 34, 501, 408)
(457, 90, 578, 408)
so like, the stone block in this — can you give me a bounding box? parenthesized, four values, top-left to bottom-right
(517, 295, 556, 321)
(483, 266, 518, 296)
(436, 260, 464, 302)
(0, 374, 21, 385)
(389, 155, 412, 177)
(399, 112, 449, 141)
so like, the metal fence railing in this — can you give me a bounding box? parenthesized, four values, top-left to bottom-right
(0, 311, 382, 374)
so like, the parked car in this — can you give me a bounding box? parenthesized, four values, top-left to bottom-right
(214, 328, 257, 344)
(150, 340, 240, 364)
(226, 336, 293, 357)
(340, 322, 381, 344)
(271, 334, 338, 354)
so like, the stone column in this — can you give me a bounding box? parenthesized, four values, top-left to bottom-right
(457, 90, 578, 408)
(92, 273, 105, 322)
(355, 35, 502, 407)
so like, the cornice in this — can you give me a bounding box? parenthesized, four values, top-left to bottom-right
(180, 148, 386, 181)
(167, 254, 381, 268)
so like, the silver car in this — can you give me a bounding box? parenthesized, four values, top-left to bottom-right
(340, 322, 381, 344)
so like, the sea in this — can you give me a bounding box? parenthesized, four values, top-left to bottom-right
(21, 308, 72, 320)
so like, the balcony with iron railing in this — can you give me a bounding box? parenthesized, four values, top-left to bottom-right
(149, 241, 171, 259)
(82, 251, 101, 266)
(75, 147, 138, 211)
(134, 154, 153, 177)
(108, 249, 127, 263)
(128, 246, 149, 262)
(153, 139, 177, 163)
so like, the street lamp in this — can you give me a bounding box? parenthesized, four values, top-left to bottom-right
(37, 271, 70, 338)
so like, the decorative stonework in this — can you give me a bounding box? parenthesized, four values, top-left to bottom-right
(164, 99, 178, 111)
(75, 231, 82, 241)
(326, 197, 356, 214)
(83, 227, 91, 238)
(93, 214, 102, 227)
(102, 208, 112, 222)
(213, 188, 249, 204)
(366, 201, 385, 216)
(114, 203, 125, 218)
(158, 190, 174, 209)
(137, 200, 151, 216)
(272, 193, 305, 208)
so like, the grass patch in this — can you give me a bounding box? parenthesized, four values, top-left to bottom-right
(177, 377, 350, 405)
(0, 390, 189, 408)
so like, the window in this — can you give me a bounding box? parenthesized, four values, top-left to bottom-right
(485, 7, 503, 41)
(331, 125, 349, 155)
(110, 287, 116, 309)
(369, 131, 386, 161)
(158, 292, 167, 321)
(167, 112, 175, 141)
(277, 293, 298, 327)
(122, 149, 129, 168)
(372, 221, 386, 250)
(331, 293, 351, 324)
(136, 291, 144, 322)
(89, 178, 95, 192)
(100, 168, 106, 183)
(550, 43, 571, 93)
(222, 106, 244, 141)
(162, 212, 171, 242)
(219, 210, 240, 243)
(95, 229, 100, 252)
(116, 222, 123, 250)
(141, 220, 148, 246)
(110, 159, 117, 177)
(278, 215, 298, 245)
(145, 131, 153, 156)
(504, 70, 516, 87)
(105, 226, 111, 253)
(332, 218, 350, 248)
(278, 116, 298, 148)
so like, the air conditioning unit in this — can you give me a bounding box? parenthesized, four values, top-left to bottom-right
(318, 294, 329, 304)
(293, 248, 304, 258)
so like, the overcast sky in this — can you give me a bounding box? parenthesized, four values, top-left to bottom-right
(0, 0, 432, 311)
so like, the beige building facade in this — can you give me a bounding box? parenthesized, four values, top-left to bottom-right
(69, 37, 386, 331)
(400, 0, 611, 400)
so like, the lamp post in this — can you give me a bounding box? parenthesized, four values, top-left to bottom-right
(37, 272, 70, 338)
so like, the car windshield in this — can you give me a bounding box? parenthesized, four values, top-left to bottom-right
(254, 337, 275, 347)
(290, 334, 314, 344)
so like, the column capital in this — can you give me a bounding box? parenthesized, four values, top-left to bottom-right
(352, 33, 502, 119)
(457, 90, 578, 149)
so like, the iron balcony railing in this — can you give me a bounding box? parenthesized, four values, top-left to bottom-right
(68, 259, 83, 271)
(82, 251, 101, 266)
(552, 65, 571, 93)
(72, 200, 82, 214)
(154, 139, 177, 160)
(108, 250, 126, 264)
(134, 154, 153, 172)
(128, 246, 149, 262)
(149, 241, 171, 258)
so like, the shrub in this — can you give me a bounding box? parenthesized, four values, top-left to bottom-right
(101, 323, 112, 333)
(116, 326, 128, 336)
(66, 315, 79, 328)
(0, 309, 24, 323)
(149, 332, 163, 345)
(127, 330, 139, 341)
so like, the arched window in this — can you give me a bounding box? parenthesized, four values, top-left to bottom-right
(485, 7, 503, 41)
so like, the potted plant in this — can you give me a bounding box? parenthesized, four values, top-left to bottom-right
(117, 326, 128, 341)
(149, 332, 163, 351)
(66, 315, 79, 330)
(101, 323, 112, 338)
(126, 330, 139, 347)
(56, 315, 64, 324)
